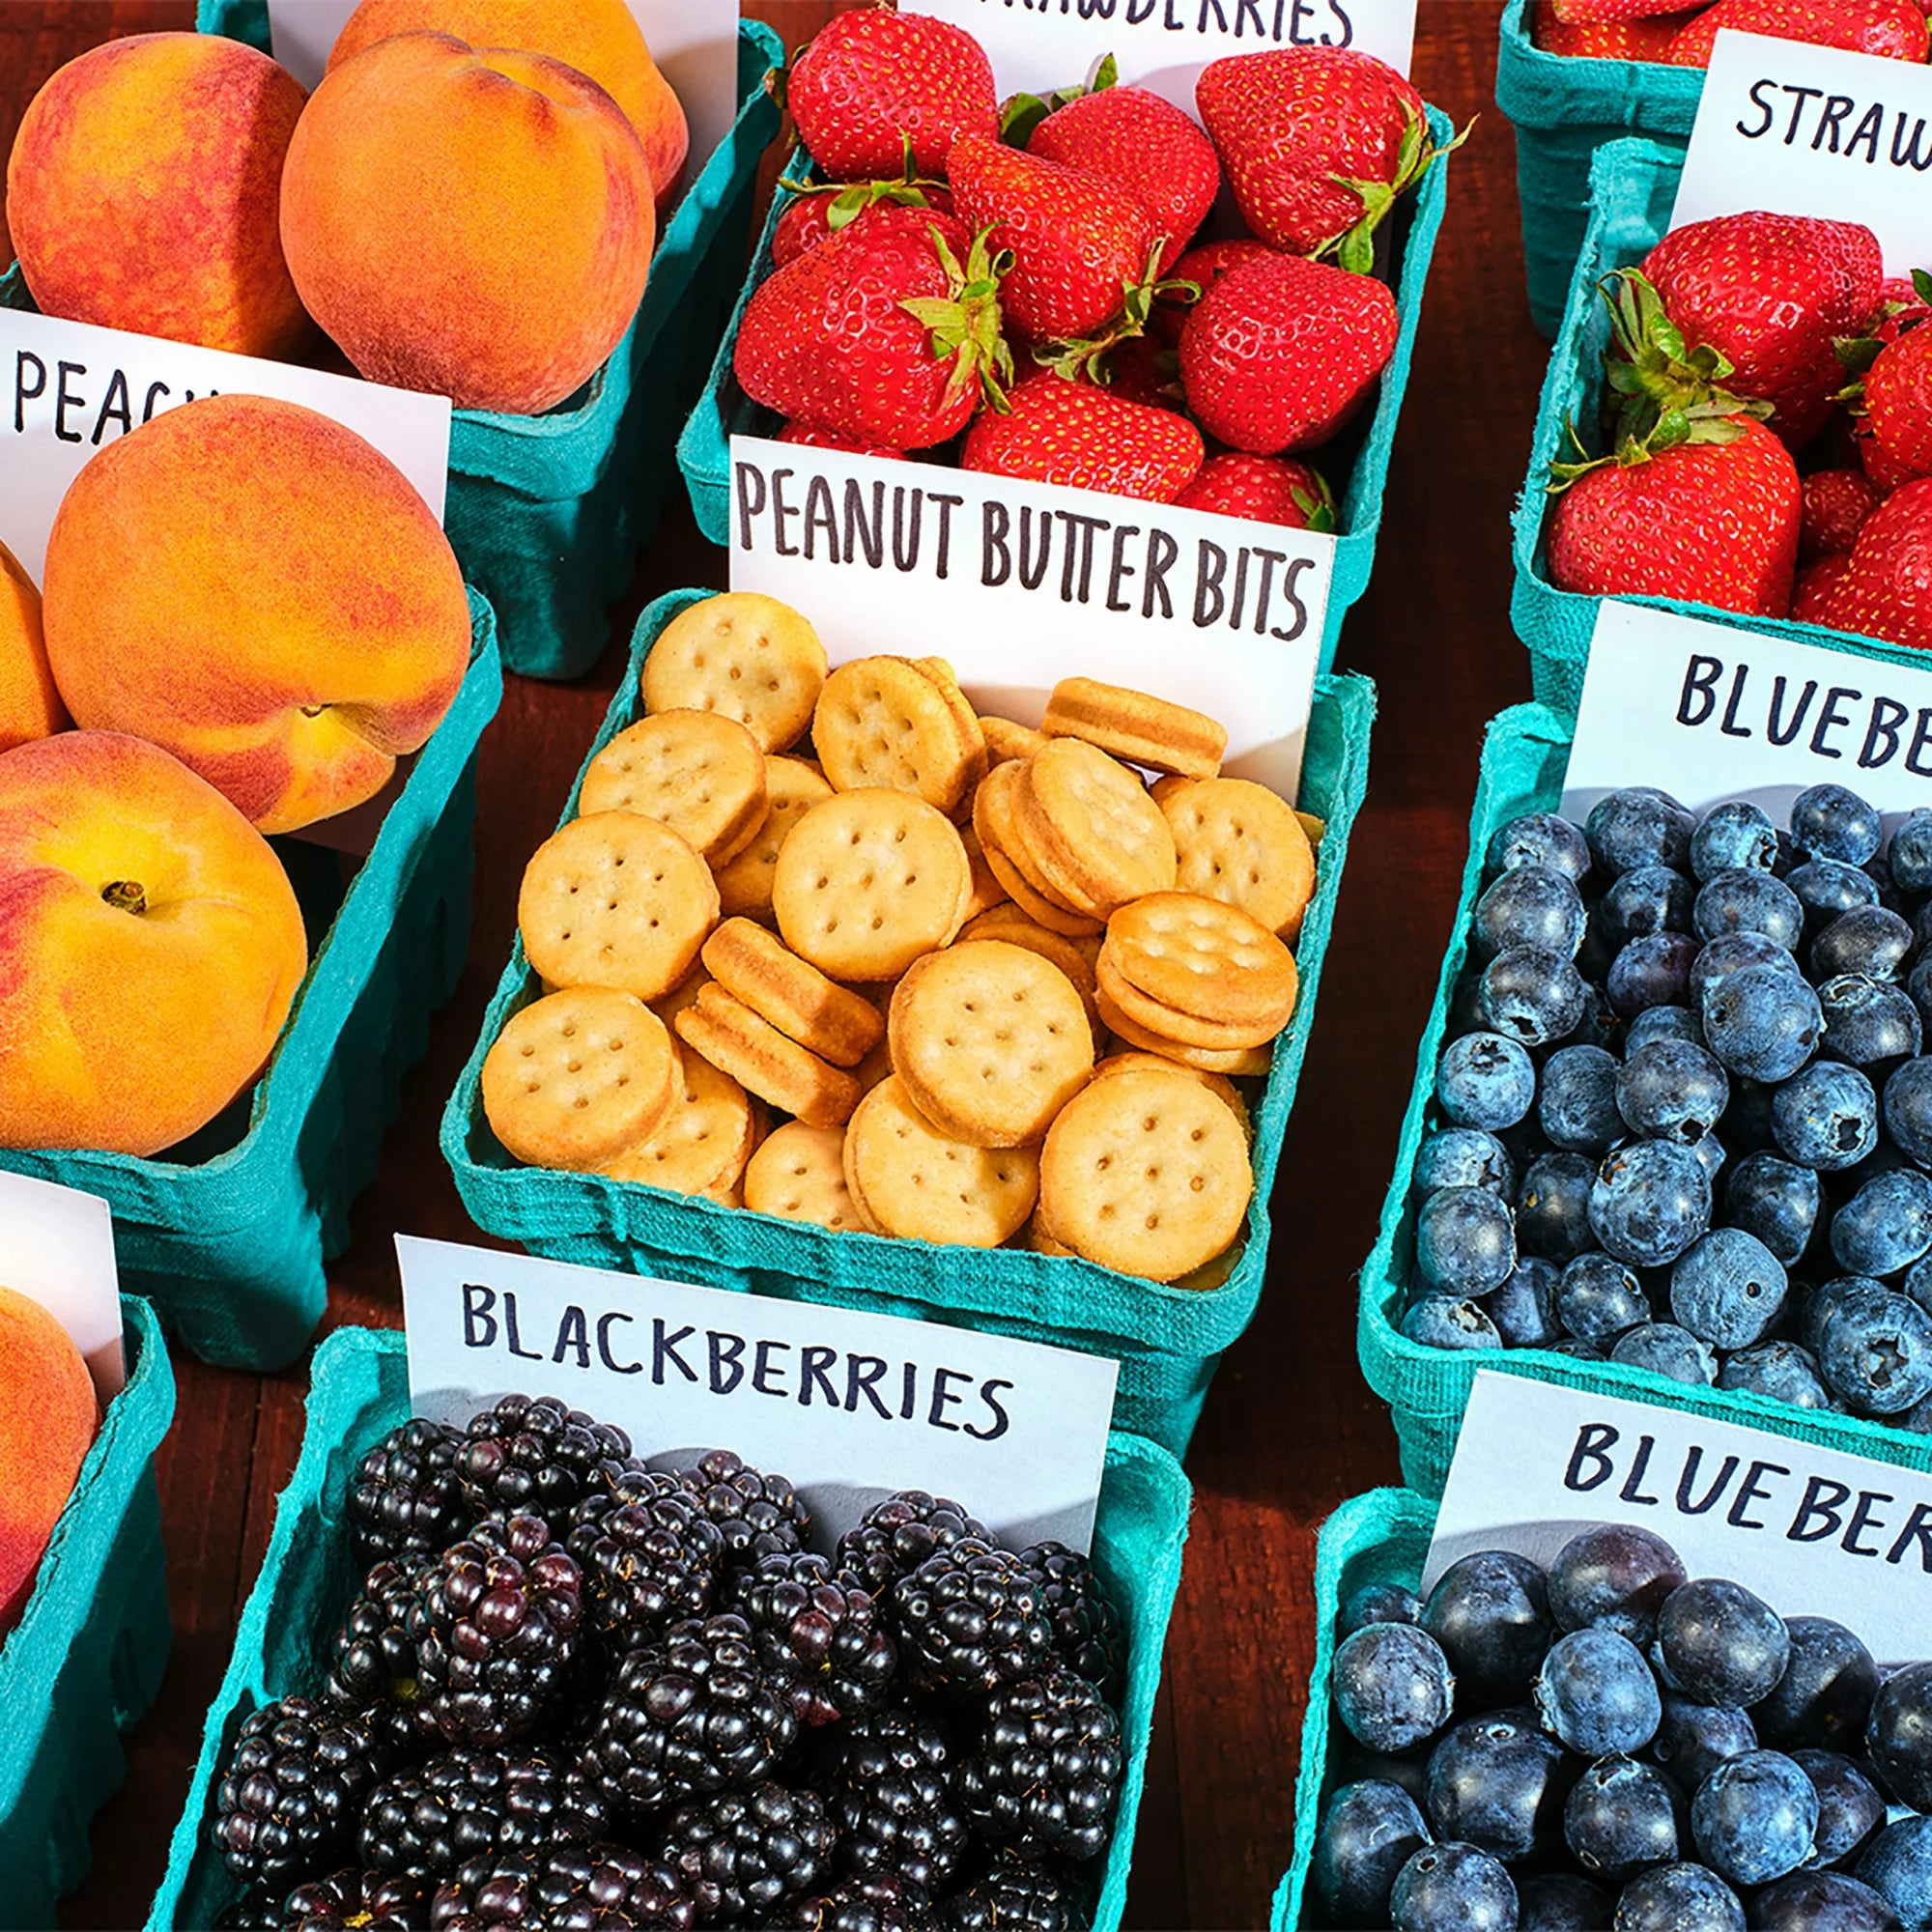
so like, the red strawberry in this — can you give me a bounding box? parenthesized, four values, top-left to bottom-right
(1150, 238, 1277, 348)
(1531, 5, 1692, 58)
(776, 421, 903, 458)
(1637, 213, 1883, 447)
(1547, 417, 1802, 617)
(787, 11, 997, 181)
(1794, 553, 1853, 624)
(1869, 273, 1932, 346)
(947, 135, 1156, 344)
(735, 207, 1009, 449)
(1179, 253, 1398, 456)
(960, 372, 1203, 503)
(1801, 468, 1880, 559)
(1866, 325, 1932, 480)
(1858, 416, 1923, 495)
(1548, 0, 1696, 21)
(1175, 453, 1334, 530)
(771, 182, 954, 270)
(1194, 48, 1438, 268)
(1666, 0, 1930, 66)
(1826, 475, 1932, 649)
(1027, 85, 1220, 275)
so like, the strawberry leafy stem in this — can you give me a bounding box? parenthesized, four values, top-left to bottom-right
(779, 141, 949, 235)
(901, 224, 1016, 415)
(1292, 469, 1336, 535)
(1318, 107, 1471, 277)
(1833, 265, 1932, 410)
(1030, 241, 1198, 383)
(998, 52, 1119, 146)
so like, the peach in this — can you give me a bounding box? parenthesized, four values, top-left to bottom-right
(327, 0, 688, 207)
(0, 541, 66, 755)
(0, 1285, 98, 1634)
(280, 31, 656, 415)
(41, 393, 472, 835)
(6, 32, 312, 359)
(0, 730, 308, 1157)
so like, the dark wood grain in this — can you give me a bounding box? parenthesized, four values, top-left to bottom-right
(0, 4, 1544, 1922)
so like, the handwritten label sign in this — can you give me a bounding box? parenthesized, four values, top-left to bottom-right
(0, 1175, 125, 1400)
(728, 435, 1325, 797)
(1429, 1372, 1932, 1664)
(1671, 29, 1932, 273)
(397, 1236, 1119, 1552)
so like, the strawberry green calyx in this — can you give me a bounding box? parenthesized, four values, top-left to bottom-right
(1292, 471, 1337, 535)
(998, 52, 1119, 146)
(780, 143, 949, 236)
(1320, 105, 1469, 277)
(901, 224, 1016, 415)
(1833, 266, 1932, 405)
(1592, 267, 1771, 452)
(1033, 241, 1199, 383)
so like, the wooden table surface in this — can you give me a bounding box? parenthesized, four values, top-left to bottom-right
(0, 3, 1548, 1923)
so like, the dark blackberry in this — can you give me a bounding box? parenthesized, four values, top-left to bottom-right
(216, 1896, 281, 1930)
(327, 1554, 436, 1751)
(893, 1542, 1052, 1697)
(958, 1671, 1123, 1864)
(1021, 1543, 1126, 1702)
(823, 1705, 969, 1895)
(358, 1747, 607, 1878)
(282, 1869, 427, 1930)
(835, 1493, 989, 1598)
(657, 1781, 837, 1922)
(428, 1842, 696, 1930)
(349, 1419, 473, 1567)
(579, 1613, 802, 1813)
(730, 1551, 898, 1725)
(778, 1873, 936, 1932)
(459, 1394, 637, 1522)
(565, 1467, 724, 1648)
(939, 1857, 1090, 1932)
(677, 1450, 811, 1573)
(212, 1696, 390, 1893)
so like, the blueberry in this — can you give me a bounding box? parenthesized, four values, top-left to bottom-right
(1691, 930, 1804, 1012)
(1657, 1578, 1789, 1707)
(1403, 1294, 1506, 1352)
(1315, 1779, 1434, 1927)
(1819, 1285, 1932, 1413)
(1476, 866, 1589, 960)
(1340, 1582, 1424, 1638)
(1748, 1870, 1904, 1931)
(1832, 1167, 1932, 1275)
(1723, 1152, 1821, 1265)
(1601, 865, 1695, 950)
(1802, 1276, 1889, 1355)
(1563, 1755, 1683, 1879)
(1423, 1708, 1572, 1862)
(1788, 858, 1882, 928)
(1589, 1141, 1713, 1267)
(1482, 947, 1590, 1046)
(1773, 1062, 1880, 1171)
(1333, 1622, 1458, 1754)
(1690, 1749, 1819, 1886)
(1612, 1861, 1744, 1932)
(1417, 1186, 1519, 1296)
(1490, 811, 1592, 884)
(1793, 1749, 1886, 1868)
(1439, 1033, 1538, 1130)
(1717, 1339, 1833, 1410)
(1548, 1337, 1607, 1360)
(1891, 808, 1932, 893)
(1669, 1227, 1788, 1350)
(1813, 906, 1916, 981)
(1626, 1005, 1701, 1051)
(1541, 1046, 1624, 1154)
(1819, 976, 1923, 1069)
(1535, 1628, 1662, 1755)
(1611, 1322, 1719, 1384)
(1701, 963, 1822, 1083)
(1856, 1815, 1932, 1931)
(1519, 1154, 1597, 1264)
(1516, 1872, 1612, 1932)
(1587, 789, 1695, 876)
(1390, 1841, 1519, 1932)
(1885, 1059, 1932, 1166)
(1695, 868, 1804, 949)
(1609, 933, 1701, 1016)
(1559, 1252, 1652, 1346)
(1615, 1039, 1731, 1145)
(1422, 1551, 1553, 1707)
(1866, 1660, 1932, 1809)
(1548, 1524, 1687, 1645)
(1483, 1258, 1563, 1350)
(1793, 783, 1884, 867)
(1692, 801, 1780, 881)
(1416, 1126, 1516, 1198)
(1652, 1694, 1757, 1792)
(1748, 1619, 1878, 1754)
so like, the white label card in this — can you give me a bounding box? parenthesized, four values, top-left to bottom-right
(1671, 30, 1932, 274)
(1431, 1372, 1932, 1666)
(728, 436, 1324, 798)
(0, 1175, 124, 1401)
(396, 1236, 1119, 1553)
(0, 306, 450, 585)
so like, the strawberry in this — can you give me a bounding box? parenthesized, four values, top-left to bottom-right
(1801, 468, 1880, 559)
(1179, 252, 1398, 456)
(1666, 0, 1930, 67)
(1865, 321, 1932, 481)
(1857, 416, 1923, 495)
(1636, 214, 1883, 447)
(1827, 476, 1932, 649)
(1548, 0, 1696, 21)
(1150, 239, 1277, 347)
(734, 207, 1010, 449)
(771, 180, 953, 270)
(776, 421, 903, 458)
(1868, 273, 1932, 346)
(1175, 453, 1334, 530)
(787, 11, 997, 182)
(1195, 48, 1441, 269)
(960, 372, 1203, 503)
(1794, 554, 1853, 624)
(1531, 5, 1692, 58)
(1096, 335, 1182, 411)
(1026, 85, 1221, 276)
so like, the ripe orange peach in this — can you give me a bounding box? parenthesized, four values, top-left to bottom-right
(0, 1285, 98, 1634)
(6, 32, 312, 358)
(42, 394, 472, 835)
(327, 0, 688, 207)
(0, 730, 308, 1157)
(0, 541, 66, 754)
(281, 31, 656, 415)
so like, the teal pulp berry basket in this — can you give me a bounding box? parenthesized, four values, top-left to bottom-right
(675, 109, 1453, 679)
(1358, 700, 1932, 1496)
(441, 589, 1376, 1456)
(150, 1323, 1193, 1932)
(0, 1296, 176, 1929)
(1510, 135, 1932, 715)
(0, 594, 502, 1375)
(1494, 0, 1698, 338)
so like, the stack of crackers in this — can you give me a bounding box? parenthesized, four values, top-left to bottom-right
(480, 593, 1321, 1287)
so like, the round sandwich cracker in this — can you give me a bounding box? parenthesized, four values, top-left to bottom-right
(579, 710, 769, 866)
(641, 592, 826, 752)
(744, 1121, 864, 1234)
(842, 1075, 1039, 1248)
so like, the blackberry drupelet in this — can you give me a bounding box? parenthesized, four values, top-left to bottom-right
(731, 1550, 898, 1725)
(327, 1553, 436, 1751)
(565, 1467, 724, 1648)
(428, 1842, 696, 1930)
(358, 1746, 607, 1878)
(677, 1450, 811, 1573)
(1022, 1543, 1126, 1701)
(778, 1873, 936, 1932)
(349, 1418, 473, 1567)
(958, 1671, 1123, 1864)
(893, 1542, 1053, 1696)
(578, 1613, 801, 1813)
(459, 1394, 637, 1523)
(835, 1493, 988, 1597)
(213, 1696, 390, 1893)
(215, 1896, 281, 1930)
(282, 1868, 427, 1930)
(657, 1780, 838, 1922)
(939, 1857, 1091, 1932)
(823, 1705, 970, 1895)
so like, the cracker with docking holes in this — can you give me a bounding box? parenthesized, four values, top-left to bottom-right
(1039, 1065, 1253, 1281)
(1015, 737, 1178, 918)
(1094, 987, 1274, 1077)
(888, 940, 1094, 1149)
(1104, 891, 1299, 1037)
(1095, 945, 1284, 1053)
(1041, 675, 1228, 780)
(812, 657, 980, 814)
(744, 1121, 863, 1233)
(842, 1075, 1039, 1248)
(958, 908, 1102, 1035)
(482, 987, 679, 1173)
(979, 715, 1048, 767)
(579, 710, 769, 867)
(673, 982, 861, 1131)
(971, 760, 1101, 937)
(772, 788, 971, 980)
(640, 592, 827, 753)
(713, 755, 834, 922)
(1092, 1050, 1252, 1139)
(519, 811, 719, 1003)
(701, 917, 884, 1068)
(906, 657, 989, 810)
(598, 1049, 761, 1199)
(1158, 776, 1316, 942)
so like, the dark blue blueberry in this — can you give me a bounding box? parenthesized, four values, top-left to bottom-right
(1481, 947, 1590, 1047)
(1626, 1005, 1701, 1051)
(1568, 980, 1621, 1050)
(1438, 1033, 1538, 1131)
(1889, 808, 1932, 893)
(1518, 1154, 1596, 1264)
(1652, 1694, 1756, 1792)
(1417, 1186, 1519, 1296)
(1819, 1284, 1932, 1414)
(1716, 1340, 1832, 1410)
(1314, 1779, 1434, 1927)
(1792, 784, 1884, 867)
(1856, 1815, 1932, 1930)
(1340, 1582, 1423, 1638)
(1748, 1870, 1904, 1931)
(1907, 954, 1932, 1039)
(1819, 976, 1923, 1069)
(1669, 1227, 1788, 1350)
(1801, 1276, 1888, 1355)
(1475, 866, 1589, 961)
(1907, 1250, 1932, 1315)
(1690, 1749, 1819, 1886)
(1753, 1618, 1880, 1753)
(1589, 1141, 1713, 1267)
(1616, 1039, 1730, 1143)
(1657, 1578, 1789, 1707)
(1415, 1126, 1515, 1198)
(1694, 868, 1804, 949)
(1541, 1046, 1624, 1154)
(1884, 1059, 1932, 1167)
(1490, 811, 1592, 884)
(1788, 858, 1882, 930)
(1793, 1750, 1886, 1868)
(1483, 1259, 1564, 1350)
(1534, 1628, 1662, 1756)
(1515, 1872, 1612, 1932)
(1813, 906, 1915, 981)
(1831, 1167, 1932, 1276)
(1611, 1322, 1718, 1384)
(1423, 1708, 1572, 1863)
(1608, 933, 1700, 1017)
(1866, 1660, 1932, 1809)
(1772, 1062, 1880, 1171)
(1613, 1861, 1744, 1932)
(1601, 866, 1695, 951)
(1904, 1388, 1932, 1433)
(1564, 1756, 1683, 1881)
(1421, 1551, 1552, 1707)
(1558, 1252, 1652, 1346)
(1390, 1841, 1519, 1932)
(1700, 962, 1822, 1083)
(1723, 1152, 1821, 1265)
(1692, 801, 1780, 881)
(1548, 1524, 1687, 1645)
(1587, 789, 1695, 877)
(1333, 1622, 1457, 1754)
(1403, 1295, 1506, 1352)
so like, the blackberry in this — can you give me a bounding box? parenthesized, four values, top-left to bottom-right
(731, 1551, 898, 1725)
(823, 1705, 969, 1895)
(778, 1873, 936, 1932)
(836, 1493, 988, 1598)
(349, 1419, 473, 1567)
(657, 1781, 837, 1922)
(940, 1858, 1090, 1932)
(958, 1671, 1123, 1864)
(213, 1696, 389, 1893)
(358, 1747, 607, 1878)
(216, 1897, 281, 1930)
(428, 1842, 696, 1930)
(566, 1467, 724, 1648)
(459, 1394, 637, 1522)
(1022, 1543, 1126, 1701)
(327, 1554, 436, 1751)
(579, 1613, 801, 1813)
(893, 1543, 1052, 1696)
(282, 1869, 427, 1930)
(677, 1450, 811, 1573)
